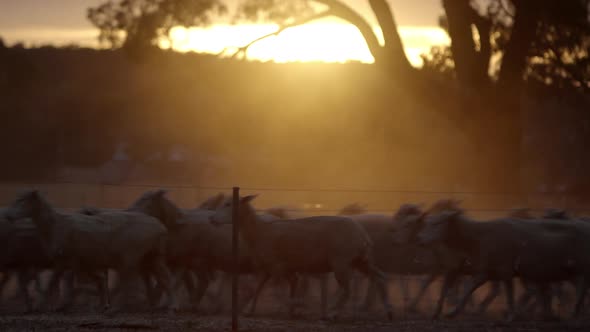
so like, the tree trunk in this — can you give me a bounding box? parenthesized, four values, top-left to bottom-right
(442, 0, 490, 90)
(487, 1, 539, 192)
(368, 0, 412, 75)
(497, 0, 539, 96)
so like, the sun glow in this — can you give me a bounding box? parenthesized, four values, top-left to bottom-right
(163, 21, 450, 67)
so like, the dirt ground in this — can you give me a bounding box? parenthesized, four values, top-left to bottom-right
(1, 276, 589, 331)
(1, 312, 590, 332)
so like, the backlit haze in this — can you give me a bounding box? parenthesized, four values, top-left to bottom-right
(0, 0, 450, 66)
(164, 23, 449, 66)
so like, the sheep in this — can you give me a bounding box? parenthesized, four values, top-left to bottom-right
(210, 194, 393, 320)
(417, 202, 590, 320)
(4, 190, 177, 313)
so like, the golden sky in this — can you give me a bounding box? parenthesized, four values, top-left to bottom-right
(0, 0, 449, 66)
(164, 22, 449, 66)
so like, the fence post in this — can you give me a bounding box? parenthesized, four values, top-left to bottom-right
(232, 187, 240, 332)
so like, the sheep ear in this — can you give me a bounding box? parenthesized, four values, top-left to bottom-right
(240, 195, 258, 204)
(155, 189, 168, 197)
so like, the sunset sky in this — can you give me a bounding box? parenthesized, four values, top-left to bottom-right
(0, 0, 449, 65)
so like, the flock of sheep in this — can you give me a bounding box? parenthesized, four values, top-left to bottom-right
(0, 188, 588, 322)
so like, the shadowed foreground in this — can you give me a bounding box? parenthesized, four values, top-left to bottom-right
(1, 313, 589, 332)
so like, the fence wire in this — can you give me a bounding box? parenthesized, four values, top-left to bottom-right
(0, 181, 588, 218)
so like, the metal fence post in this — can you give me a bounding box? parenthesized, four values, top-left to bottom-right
(232, 187, 240, 332)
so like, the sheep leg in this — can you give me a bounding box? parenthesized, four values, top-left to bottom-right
(287, 274, 298, 317)
(190, 271, 210, 312)
(246, 273, 270, 316)
(572, 277, 588, 318)
(26, 268, 44, 299)
(373, 273, 393, 321)
(556, 282, 575, 314)
(293, 274, 309, 309)
(350, 273, 361, 311)
(445, 274, 489, 319)
(16, 270, 33, 313)
(57, 271, 76, 312)
(399, 275, 410, 312)
(516, 281, 537, 316)
(446, 281, 459, 305)
(356, 257, 393, 320)
(502, 278, 515, 321)
(432, 271, 459, 320)
(107, 272, 121, 306)
(161, 267, 188, 309)
(170, 268, 185, 294)
(140, 272, 158, 308)
(463, 279, 476, 310)
(362, 280, 377, 311)
(89, 270, 109, 311)
(183, 270, 196, 296)
(206, 271, 228, 313)
(408, 274, 437, 312)
(103, 270, 111, 311)
(211, 273, 233, 313)
(320, 274, 328, 320)
(180, 270, 197, 309)
(477, 280, 502, 315)
(110, 267, 135, 313)
(0, 271, 13, 299)
(33, 270, 43, 295)
(151, 259, 178, 312)
(520, 280, 554, 317)
(332, 267, 351, 314)
(42, 269, 64, 310)
(538, 283, 558, 320)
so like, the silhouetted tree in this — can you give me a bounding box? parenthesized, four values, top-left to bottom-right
(235, 1, 589, 91)
(421, 45, 454, 79)
(233, 0, 413, 76)
(236, 0, 590, 190)
(88, 0, 227, 57)
(85, 0, 590, 190)
(421, 2, 590, 90)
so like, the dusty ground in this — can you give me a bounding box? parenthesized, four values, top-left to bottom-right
(1, 276, 588, 331)
(1, 312, 590, 332)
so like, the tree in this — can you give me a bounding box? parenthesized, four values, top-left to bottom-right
(88, 0, 227, 54)
(429, 1, 590, 90)
(234, 0, 413, 76)
(86, 0, 590, 190)
(234, 0, 590, 189)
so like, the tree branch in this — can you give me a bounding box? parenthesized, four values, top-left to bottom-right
(228, 0, 386, 64)
(471, 11, 493, 81)
(228, 9, 334, 59)
(368, 0, 411, 70)
(311, 0, 384, 63)
(442, 0, 489, 88)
